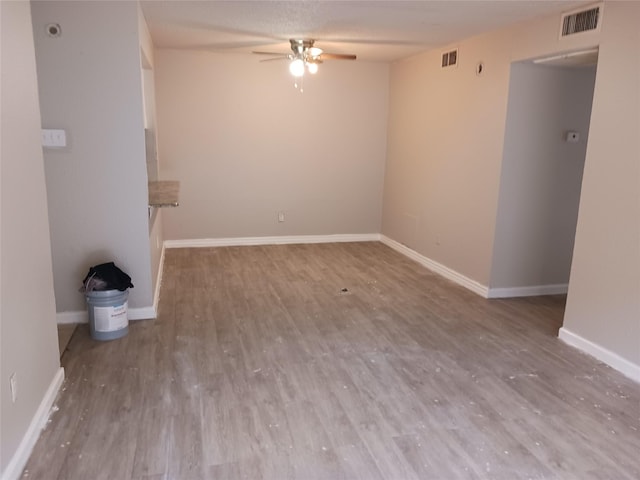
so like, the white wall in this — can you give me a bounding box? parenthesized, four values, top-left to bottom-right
(561, 2, 640, 372)
(31, 1, 153, 313)
(490, 63, 596, 290)
(139, 5, 164, 305)
(154, 50, 389, 240)
(1, 1, 61, 475)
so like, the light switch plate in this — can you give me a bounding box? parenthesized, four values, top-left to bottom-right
(42, 129, 67, 147)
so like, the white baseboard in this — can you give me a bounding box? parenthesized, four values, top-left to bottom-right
(559, 328, 640, 383)
(379, 235, 489, 297)
(153, 244, 165, 315)
(129, 306, 156, 320)
(56, 310, 86, 324)
(56, 306, 155, 324)
(487, 283, 569, 298)
(164, 233, 381, 249)
(1, 367, 65, 480)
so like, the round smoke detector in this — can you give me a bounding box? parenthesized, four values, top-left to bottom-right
(46, 23, 62, 38)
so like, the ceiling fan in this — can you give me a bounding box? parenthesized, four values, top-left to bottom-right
(253, 39, 356, 77)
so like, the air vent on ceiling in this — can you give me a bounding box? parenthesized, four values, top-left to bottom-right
(441, 48, 458, 68)
(560, 3, 602, 38)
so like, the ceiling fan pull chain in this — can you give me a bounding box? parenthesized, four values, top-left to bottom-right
(293, 74, 305, 93)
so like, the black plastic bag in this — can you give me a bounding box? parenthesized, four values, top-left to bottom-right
(80, 262, 134, 293)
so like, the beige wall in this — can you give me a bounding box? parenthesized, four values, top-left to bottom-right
(562, 2, 640, 367)
(1, 1, 61, 474)
(490, 63, 596, 290)
(154, 50, 389, 240)
(383, 30, 512, 285)
(31, 1, 153, 312)
(384, 1, 639, 370)
(383, 6, 607, 288)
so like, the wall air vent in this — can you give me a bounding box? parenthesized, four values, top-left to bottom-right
(441, 48, 458, 68)
(560, 3, 602, 38)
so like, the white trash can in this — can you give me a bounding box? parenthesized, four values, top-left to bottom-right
(86, 289, 129, 341)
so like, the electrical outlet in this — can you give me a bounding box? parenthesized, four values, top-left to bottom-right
(278, 212, 285, 223)
(10, 372, 17, 403)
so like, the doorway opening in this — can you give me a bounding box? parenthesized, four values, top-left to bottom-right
(488, 48, 598, 308)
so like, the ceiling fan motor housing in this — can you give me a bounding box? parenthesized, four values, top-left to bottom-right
(252, 39, 355, 66)
(290, 38, 316, 53)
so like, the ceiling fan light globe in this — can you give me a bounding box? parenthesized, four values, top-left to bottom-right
(308, 47, 323, 57)
(307, 62, 319, 74)
(289, 58, 305, 77)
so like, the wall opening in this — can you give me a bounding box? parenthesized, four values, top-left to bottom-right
(488, 50, 598, 306)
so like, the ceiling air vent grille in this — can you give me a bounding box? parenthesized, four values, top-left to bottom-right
(560, 4, 602, 37)
(441, 49, 458, 68)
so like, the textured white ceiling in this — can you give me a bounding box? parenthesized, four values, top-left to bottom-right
(141, 0, 590, 62)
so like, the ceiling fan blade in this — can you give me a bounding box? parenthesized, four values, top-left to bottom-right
(252, 51, 288, 55)
(259, 56, 290, 62)
(320, 53, 357, 60)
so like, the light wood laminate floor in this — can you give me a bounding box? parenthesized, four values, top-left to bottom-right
(24, 242, 640, 479)
(57, 324, 77, 359)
